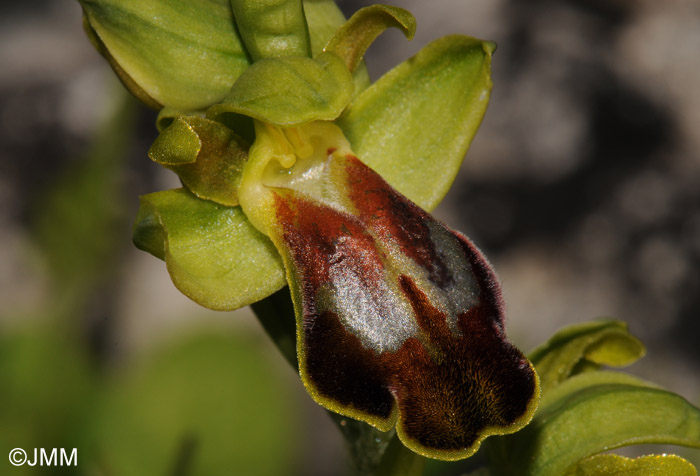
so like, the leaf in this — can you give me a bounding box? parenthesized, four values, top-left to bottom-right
(90, 332, 301, 476)
(207, 52, 354, 126)
(564, 453, 697, 476)
(149, 116, 249, 206)
(325, 4, 416, 73)
(529, 320, 646, 394)
(489, 371, 700, 476)
(230, 0, 311, 60)
(133, 188, 285, 310)
(337, 35, 495, 211)
(80, 0, 250, 111)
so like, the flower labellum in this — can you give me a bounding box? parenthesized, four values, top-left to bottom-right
(238, 121, 539, 459)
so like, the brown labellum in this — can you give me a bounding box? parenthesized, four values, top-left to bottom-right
(270, 153, 539, 459)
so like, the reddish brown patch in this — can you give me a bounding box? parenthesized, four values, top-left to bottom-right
(274, 190, 383, 296)
(386, 272, 535, 450)
(274, 191, 394, 417)
(344, 155, 452, 287)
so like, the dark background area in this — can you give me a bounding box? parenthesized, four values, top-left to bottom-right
(1, 0, 698, 474)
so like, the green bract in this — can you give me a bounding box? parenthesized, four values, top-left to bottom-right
(564, 454, 697, 476)
(529, 320, 646, 393)
(488, 320, 700, 476)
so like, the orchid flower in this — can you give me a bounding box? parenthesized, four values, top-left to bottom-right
(80, 0, 539, 460)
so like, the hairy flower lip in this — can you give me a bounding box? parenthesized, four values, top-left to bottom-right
(232, 121, 540, 458)
(266, 145, 540, 459)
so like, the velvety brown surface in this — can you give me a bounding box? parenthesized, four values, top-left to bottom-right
(272, 155, 537, 453)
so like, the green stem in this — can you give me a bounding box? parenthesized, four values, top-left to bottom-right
(375, 433, 426, 476)
(250, 287, 297, 368)
(168, 433, 198, 476)
(329, 413, 396, 475)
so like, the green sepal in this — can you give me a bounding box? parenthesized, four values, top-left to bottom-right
(149, 116, 249, 206)
(489, 371, 700, 476)
(207, 52, 354, 126)
(230, 0, 311, 60)
(133, 188, 285, 310)
(337, 35, 495, 211)
(564, 453, 697, 476)
(325, 4, 416, 73)
(79, 0, 250, 111)
(529, 320, 646, 394)
(303, 0, 371, 93)
(81, 14, 160, 109)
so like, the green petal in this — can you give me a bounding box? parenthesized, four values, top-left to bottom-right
(80, 0, 250, 111)
(230, 0, 310, 60)
(303, 0, 346, 55)
(133, 188, 285, 310)
(489, 371, 700, 476)
(303, 0, 371, 92)
(149, 116, 249, 206)
(207, 52, 354, 126)
(325, 4, 416, 73)
(564, 453, 697, 476)
(528, 320, 646, 394)
(337, 35, 495, 211)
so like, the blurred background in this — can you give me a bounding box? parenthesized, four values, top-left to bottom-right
(1, 0, 698, 474)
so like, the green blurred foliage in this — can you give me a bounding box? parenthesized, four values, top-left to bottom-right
(87, 331, 301, 476)
(32, 90, 135, 316)
(0, 85, 301, 476)
(0, 329, 95, 476)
